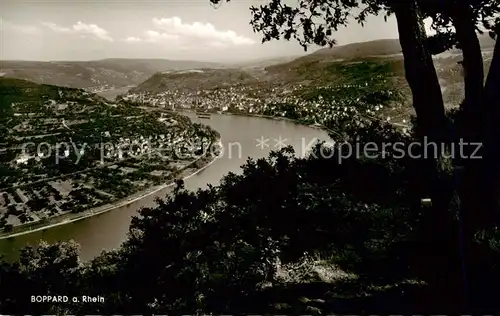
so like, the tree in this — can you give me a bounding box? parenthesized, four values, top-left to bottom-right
(220, 0, 452, 218)
(209, 0, 498, 186)
(426, 0, 500, 105)
(0, 241, 82, 314)
(422, 2, 500, 272)
(209, 0, 500, 306)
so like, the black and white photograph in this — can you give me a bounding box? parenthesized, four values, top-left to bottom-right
(1, 0, 500, 313)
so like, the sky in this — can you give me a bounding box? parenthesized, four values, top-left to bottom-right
(0, 0, 433, 62)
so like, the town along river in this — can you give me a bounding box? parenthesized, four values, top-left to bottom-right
(0, 113, 330, 262)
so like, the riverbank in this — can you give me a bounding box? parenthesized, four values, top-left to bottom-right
(221, 111, 339, 136)
(0, 110, 328, 241)
(152, 107, 338, 144)
(228, 112, 315, 124)
(0, 140, 221, 240)
(172, 108, 332, 132)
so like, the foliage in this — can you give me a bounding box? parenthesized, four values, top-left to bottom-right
(1, 1, 500, 313)
(209, 0, 500, 55)
(0, 241, 81, 314)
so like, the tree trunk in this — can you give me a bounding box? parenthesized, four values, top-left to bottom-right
(453, 3, 484, 109)
(459, 34, 500, 245)
(392, 0, 449, 207)
(480, 34, 500, 228)
(392, 0, 462, 302)
(455, 31, 500, 310)
(452, 1, 487, 239)
(392, 1, 448, 141)
(451, 1, 484, 138)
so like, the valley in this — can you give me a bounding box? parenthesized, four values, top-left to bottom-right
(0, 37, 495, 237)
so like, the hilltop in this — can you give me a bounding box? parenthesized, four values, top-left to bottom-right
(129, 41, 413, 94)
(262, 36, 495, 107)
(306, 36, 495, 60)
(0, 59, 224, 91)
(0, 77, 110, 143)
(0, 77, 108, 115)
(310, 39, 403, 59)
(130, 68, 261, 94)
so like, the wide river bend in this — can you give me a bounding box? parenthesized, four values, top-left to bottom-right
(0, 112, 330, 261)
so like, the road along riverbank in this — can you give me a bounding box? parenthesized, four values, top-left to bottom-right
(0, 140, 221, 240)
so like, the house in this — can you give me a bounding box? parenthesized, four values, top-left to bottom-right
(56, 103, 68, 111)
(15, 189, 30, 203)
(15, 154, 30, 165)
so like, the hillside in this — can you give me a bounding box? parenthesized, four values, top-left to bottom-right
(130, 43, 410, 95)
(123, 36, 498, 129)
(4, 36, 494, 108)
(230, 55, 302, 69)
(0, 75, 219, 234)
(0, 77, 107, 114)
(130, 68, 261, 93)
(0, 77, 109, 145)
(263, 36, 495, 108)
(268, 36, 495, 74)
(0, 59, 224, 90)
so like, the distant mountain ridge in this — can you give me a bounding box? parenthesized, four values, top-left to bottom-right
(0, 59, 225, 90)
(129, 36, 495, 111)
(263, 36, 495, 81)
(1, 36, 495, 93)
(311, 39, 403, 59)
(307, 35, 495, 60)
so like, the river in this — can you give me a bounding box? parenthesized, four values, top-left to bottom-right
(0, 111, 330, 262)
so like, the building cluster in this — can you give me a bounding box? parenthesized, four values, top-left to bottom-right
(1, 94, 213, 231)
(122, 82, 396, 126)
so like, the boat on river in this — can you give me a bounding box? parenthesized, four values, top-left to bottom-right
(196, 111, 211, 119)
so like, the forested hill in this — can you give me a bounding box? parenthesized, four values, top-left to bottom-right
(0, 77, 108, 143)
(308, 36, 495, 60)
(0, 77, 107, 114)
(0, 59, 224, 90)
(130, 68, 261, 93)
